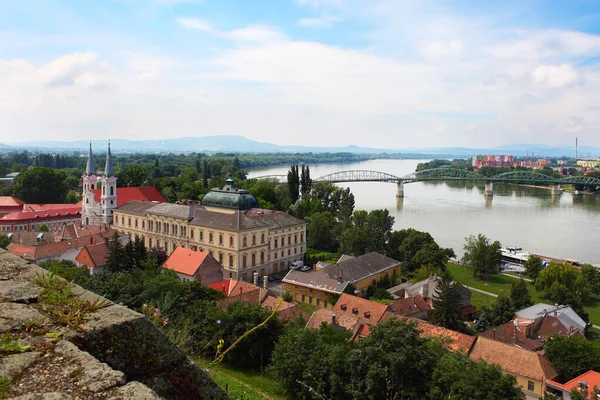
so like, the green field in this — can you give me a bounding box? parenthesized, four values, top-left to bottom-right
(447, 263, 600, 326)
(196, 358, 287, 400)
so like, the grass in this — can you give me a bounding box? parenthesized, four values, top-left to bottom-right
(469, 290, 496, 309)
(33, 273, 111, 328)
(447, 263, 600, 326)
(0, 377, 10, 398)
(196, 358, 286, 400)
(0, 334, 32, 357)
(296, 303, 317, 314)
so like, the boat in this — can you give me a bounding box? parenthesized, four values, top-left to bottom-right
(500, 246, 530, 265)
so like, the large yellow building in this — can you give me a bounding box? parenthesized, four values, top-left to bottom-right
(112, 179, 306, 281)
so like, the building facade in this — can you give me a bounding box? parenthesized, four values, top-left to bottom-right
(81, 141, 118, 227)
(112, 179, 306, 281)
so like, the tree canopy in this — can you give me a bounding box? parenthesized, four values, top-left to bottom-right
(13, 167, 68, 203)
(462, 234, 502, 280)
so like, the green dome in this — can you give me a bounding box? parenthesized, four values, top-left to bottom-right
(201, 179, 259, 210)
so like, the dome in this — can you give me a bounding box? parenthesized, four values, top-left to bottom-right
(201, 178, 259, 210)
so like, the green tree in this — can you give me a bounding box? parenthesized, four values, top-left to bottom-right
(485, 294, 515, 327)
(431, 271, 463, 330)
(132, 236, 147, 266)
(300, 164, 312, 196)
(306, 212, 336, 250)
(65, 190, 81, 204)
(524, 255, 544, 283)
(121, 164, 149, 187)
(13, 167, 68, 203)
(536, 262, 589, 302)
(105, 233, 127, 273)
(510, 279, 532, 310)
(462, 234, 502, 280)
(0, 236, 11, 250)
(287, 164, 300, 203)
(428, 352, 524, 400)
(544, 335, 600, 382)
(37, 224, 49, 232)
(581, 264, 600, 295)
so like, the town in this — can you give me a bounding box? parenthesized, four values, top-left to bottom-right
(0, 142, 599, 399)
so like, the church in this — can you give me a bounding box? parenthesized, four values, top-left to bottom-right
(81, 141, 165, 227)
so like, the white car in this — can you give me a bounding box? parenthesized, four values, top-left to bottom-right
(300, 265, 312, 272)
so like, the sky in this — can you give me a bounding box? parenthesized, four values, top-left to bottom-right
(1, 0, 600, 149)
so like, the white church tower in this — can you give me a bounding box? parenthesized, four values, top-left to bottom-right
(81, 141, 118, 226)
(100, 140, 117, 225)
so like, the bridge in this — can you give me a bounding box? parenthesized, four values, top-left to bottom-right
(252, 168, 600, 198)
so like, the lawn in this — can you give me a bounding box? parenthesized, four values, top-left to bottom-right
(296, 303, 317, 314)
(469, 290, 496, 309)
(447, 262, 600, 326)
(195, 358, 287, 400)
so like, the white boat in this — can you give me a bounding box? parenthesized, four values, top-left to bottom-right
(500, 246, 530, 265)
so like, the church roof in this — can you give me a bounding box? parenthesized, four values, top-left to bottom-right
(104, 141, 114, 177)
(93, 186, 166, 207)
(85, 141, 95, 175)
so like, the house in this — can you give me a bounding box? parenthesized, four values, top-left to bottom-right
(332, 293, 392, 326)
(547, 370, 600, 399)
(306, 308, 368, 340)
(0, 206, 82, 233)
(283, 252, 401, 309)
(162, 247, 223, 285)
(0, 196, 25, 216)
(515, 303, 587, 334)
(75, 242, 110, 274)
(0, 231, 57, 246)
(469, 336, 558, 399)
(481, 315, 586, 351)
(209, 277, 309, 323)
(389, 275, 476, 319)
(389, 295, 430, 320)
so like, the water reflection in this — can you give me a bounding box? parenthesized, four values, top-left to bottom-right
(484, 196, 493, 209)
(396, 197, 403, 211)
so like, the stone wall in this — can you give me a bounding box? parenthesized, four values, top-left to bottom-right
(0, 248, 228, 400)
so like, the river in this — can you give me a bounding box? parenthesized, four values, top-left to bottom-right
(247, 159, 600, 265)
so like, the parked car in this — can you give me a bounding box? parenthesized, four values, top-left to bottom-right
(300, 265, 312, 272)
(268, 275, 276, 282)
(272, 274, 281, 281)
(291, 264, 302, 270)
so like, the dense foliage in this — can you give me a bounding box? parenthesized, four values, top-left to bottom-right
(544, 335, 600, 382)
(462, 234, 502, 280)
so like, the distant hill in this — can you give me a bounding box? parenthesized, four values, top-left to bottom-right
(5, 135, 599, 158)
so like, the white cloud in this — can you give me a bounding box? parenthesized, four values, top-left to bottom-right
(418, 40, 464, 56)
(295, 0, 344, 8)
(137, 71, 159, 80)
(176, 18, 285, 42)
(176, 17, 212, 32)
(531, 64, 579, 89)
(298, 16, 341, 27)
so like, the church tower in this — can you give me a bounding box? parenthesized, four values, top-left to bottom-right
(81, 141, 100, 226)
(100, 140, 118, 225)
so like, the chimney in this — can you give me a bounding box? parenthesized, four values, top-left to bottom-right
(263, 275, 268, 290)
(332, 314, 336, 325)
(253, 272, 258, 286)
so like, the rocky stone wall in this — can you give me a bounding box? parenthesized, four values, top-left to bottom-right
(0, 248, 228, 400)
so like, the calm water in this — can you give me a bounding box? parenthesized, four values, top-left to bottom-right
(248, 159, 600, 264)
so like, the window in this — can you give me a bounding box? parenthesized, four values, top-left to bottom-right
(294, 248, 297, 254)
(229, 236, 233, 247)
(173, 225, 177, 236)
(219, 234, 223, 245)
(294, 234, 297, 244)
(260, 252, 265, 264)
(191, 229, 194, 239)
(243, 255, 247, 268)
(274, 238, 278, 248)
(243, 237, 247, 247)
(110, 186, 114, 196)
(200, 231, 203, 241)
(301, 295, 305, 302)
(261, 233, 265, 243)
(135, 219, 138, 228)
(252, 235, 256, 245)
(300, 233, 304, 242)
(308, 296, 313, 304)
(219, 253, 223, 264)
(288, 249, 290, 256)
(229, 255, 234, 267)
(142, 221, 145, 229)
(324, 300, 328, 308)
(252, 254, 256, 266)
(128, 218, 131, 227)
(527, 382, 534, 392)
(102, 186, 105, 195)
(316, 298, 320, 306)
(209, 232, 213, 243)
(281, 251, 284, 257)
(274, 252, 277, 259)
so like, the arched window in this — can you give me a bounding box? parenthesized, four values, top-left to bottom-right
(91, 184, 94, 190)
(294, 234, 297, 244)
(252, 253, 256, 266)
(86, 198, 89, 204)
(260, 252, 265, 264)
(243, 255, 247, 268)
(252, 235, 256, 245)
(102, 186, 105, 195)
(261, 233, 265, 244)
(128, 218, 131, 227)
(110, 186, 114, 196)
(229, 255, 234, 267)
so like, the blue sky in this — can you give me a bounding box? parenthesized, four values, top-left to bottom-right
(1, 0, 600, 148)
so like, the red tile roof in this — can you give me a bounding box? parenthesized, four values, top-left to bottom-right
(93, 186, 166, 207)
(469, 336, 558, 381)
(389, 295, 429, 317)
(0, 206, 81, 222)
(76, 243, 109, 267)
(306, 308, 362, 331)
(548, 370, 600, 399)
(163, 247, 208, 276)
(22, 203, 78, 212)
(208, 280, 234, 295)
(332, 294, 392, 326)
(0, 196, 25, 208)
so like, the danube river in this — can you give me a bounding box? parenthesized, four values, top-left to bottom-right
(248, 159, 600, 264)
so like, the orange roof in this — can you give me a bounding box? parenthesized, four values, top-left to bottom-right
(75, 243, 109, 267)
(22, 203, 78, 212)
(332, 294, 391, 326)
(0, 206, 81, 222)
(548, 370, 600, 399)
(208, 280, 234, 295)
(93, 186, 166, 207)
(389, 295, 429, 316)
(163, 247, 208, 276)
(469, 336, 558, 381)
(0, 196, 25, 208)
(306, 308, 362, 331)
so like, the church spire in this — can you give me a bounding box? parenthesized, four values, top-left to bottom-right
(85, 140, 95, 175)
(104, 140, 114, 177)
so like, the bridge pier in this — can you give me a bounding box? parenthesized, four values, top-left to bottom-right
(484, 182, 493, 197)
(396, 182, 404, 198)
(551, 185, 561, 196)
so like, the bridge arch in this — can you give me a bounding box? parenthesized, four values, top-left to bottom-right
(400, 168, 482, 183)
(315, 170, 401, 183)
(559, 175, 600, 186)
(489, 171, 556, 184)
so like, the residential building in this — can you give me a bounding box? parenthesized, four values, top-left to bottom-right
(388, 295, 430, 320)
(577, 159, 600, 168)
(480, 315, 585, 351)
(0, 197, 25, 216)
(472, 154, 515, 169)
(306, 308, 368, 340)
(162, 247, 223, 285)
(112, 178, 306, 281)
(332, 293, 392, 326)
(389, 275, 476, 318)
(282, 252, 401, 309)
(515, 303, 587, 334)
(469, 336, 558, 399)
(547, 370, 600, 399)
(75, 242, 110, 274)
(0, 206, 82, 233)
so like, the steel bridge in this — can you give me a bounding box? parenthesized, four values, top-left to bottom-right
(251, 168, 600, 197)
